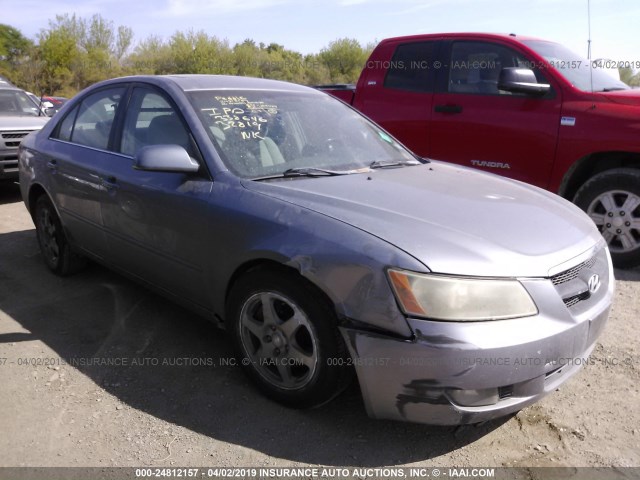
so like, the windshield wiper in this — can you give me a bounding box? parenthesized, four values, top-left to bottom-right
(253, 167, 352, 181)
(600, 87, 628, 92)
(369, 159, 423, 169)
(283, 167, 350, 177)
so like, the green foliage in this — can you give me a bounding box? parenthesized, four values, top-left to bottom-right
(37, 27, 78, 95)
(318, 38, 370, 84)
(0, 24, 34, 83)
(2, 15, 379, 96)
(1, 24, 33, 62)
(619, 66, 640, 87)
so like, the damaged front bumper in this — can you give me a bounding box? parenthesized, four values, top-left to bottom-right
(340, 273, 613, 425)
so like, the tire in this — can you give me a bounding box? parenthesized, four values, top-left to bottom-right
(34, 195, 86, 275)
(574, 168, 640, 269)
(227, 267, 353, 408)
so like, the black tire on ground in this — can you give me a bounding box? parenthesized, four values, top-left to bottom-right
(34, 195, 87, 275)
(227, 267, 353, 408)
(573, 168, 640, 269)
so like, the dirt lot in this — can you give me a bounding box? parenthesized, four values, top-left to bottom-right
(0, 181, 638, 469)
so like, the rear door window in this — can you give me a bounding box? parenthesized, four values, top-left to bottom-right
(53, 87, 125, 150)
(384, 42, 438, 92)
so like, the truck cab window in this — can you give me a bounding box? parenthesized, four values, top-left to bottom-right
(384, 42, 437, 92)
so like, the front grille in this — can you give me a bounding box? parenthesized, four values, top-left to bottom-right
(550, 248, 608, 310)
(1, 131, 31, 150)
(1, 132, 29, 139)
(551, 256, 597, 285)
(498, 385, 514, 400)
(563, 291, 591, 308)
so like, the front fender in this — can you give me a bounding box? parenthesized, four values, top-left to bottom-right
(205, 178, 425, 338)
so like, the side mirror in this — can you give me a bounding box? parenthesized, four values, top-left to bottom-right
(133, 144, 200, 173)
(44, 108, 57, 117)
(498, 68, 550, 96)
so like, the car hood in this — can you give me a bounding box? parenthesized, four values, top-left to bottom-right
(242, 162, 602, 278)
(0, 115, 49, 130)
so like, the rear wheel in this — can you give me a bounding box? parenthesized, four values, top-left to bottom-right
(227, 268, 353, 408)
(34, 195, 86, 275)
(574, 168, 640, 269)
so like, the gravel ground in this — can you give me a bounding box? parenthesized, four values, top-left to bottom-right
(0, 181, 638, 469)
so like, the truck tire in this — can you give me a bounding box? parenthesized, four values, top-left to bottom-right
(574, 168, 640, 269)
(226, 267, 353, 408)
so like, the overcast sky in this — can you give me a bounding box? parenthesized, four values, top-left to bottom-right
(3, 0, 638, 62)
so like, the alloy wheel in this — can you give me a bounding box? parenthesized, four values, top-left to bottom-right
(238, 291, 318, 390)
(587, 190, 640, 253)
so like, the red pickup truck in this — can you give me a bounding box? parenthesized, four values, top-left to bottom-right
(318, 33, 640, 269)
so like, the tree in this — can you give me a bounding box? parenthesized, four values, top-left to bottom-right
(124, 35, 173, 74)
(619, 66, 640, 87)
(318, 38, 369, 83)
(0, 24, 33, 83)
(0, 24, 33, 63)
(115, 26, 134, 61)
(234, 39, 263, 77)
(167, 30, 234, 74)
(34, 14, 134, 93)
(37, 27, 79, 95)
(1, 14, 385, 94)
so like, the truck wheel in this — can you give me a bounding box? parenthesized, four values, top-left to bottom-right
(226, 267, 353, 408)
(34, 195, 86, 275)
(574, 168, 640, 269)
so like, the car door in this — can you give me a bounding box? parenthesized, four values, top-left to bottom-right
(429, 40, 562, 188)
(355, 41, 439, 158)
(100, 85, 214, 308)
(46, 86, 126, 259)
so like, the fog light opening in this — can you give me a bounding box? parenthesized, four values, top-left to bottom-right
(447, 387, 500, 407)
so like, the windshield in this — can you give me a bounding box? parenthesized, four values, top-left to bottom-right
(0, 89, 41, 116)
(523, 40, 630, 92)
(187, 90, 419, 179)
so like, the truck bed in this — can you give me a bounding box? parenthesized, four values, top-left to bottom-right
(314, 84, 356, 104)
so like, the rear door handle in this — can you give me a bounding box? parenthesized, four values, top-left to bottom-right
(46, 159, 58, 170)
(434, 104, 463, 114)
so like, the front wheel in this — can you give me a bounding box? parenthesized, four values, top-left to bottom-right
(227, 268, 353, 408)
(574, 168, 640, 269)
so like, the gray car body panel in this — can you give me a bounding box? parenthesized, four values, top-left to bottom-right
(19, 75, 613, 424)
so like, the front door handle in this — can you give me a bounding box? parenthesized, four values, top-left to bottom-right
(434, 104, 463, 114)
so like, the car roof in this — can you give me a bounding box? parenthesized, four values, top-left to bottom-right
(94, 74, 316, 94)
(0, 81, 21, 91)
(379, 32, 546, 45)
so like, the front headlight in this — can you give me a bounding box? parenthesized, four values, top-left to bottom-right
(387, 269, 538, 321)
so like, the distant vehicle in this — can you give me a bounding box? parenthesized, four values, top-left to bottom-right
(0, 76, 17, 88)
(19, 74, 613, 425)
(26, 92, 54, 110)
(318, 33, 640, 268)
(0, 84, 49, 181)
(42, 96, 68, 114)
